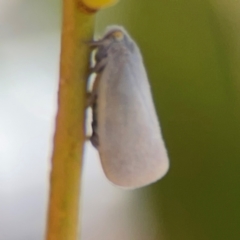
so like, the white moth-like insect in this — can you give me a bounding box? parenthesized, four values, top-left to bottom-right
(87, 26, 169, 189)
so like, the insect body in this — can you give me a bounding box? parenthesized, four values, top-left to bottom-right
(88, 26, 169, 189)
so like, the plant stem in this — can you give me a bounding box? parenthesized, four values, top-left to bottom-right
(45, 1, 95, 239)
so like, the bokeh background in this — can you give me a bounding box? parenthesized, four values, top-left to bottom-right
(1, 0, 240, 239)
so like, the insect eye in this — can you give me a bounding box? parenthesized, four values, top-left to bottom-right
(112, 31, 124, 41)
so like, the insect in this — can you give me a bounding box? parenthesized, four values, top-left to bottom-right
(87, 26, 169, 189)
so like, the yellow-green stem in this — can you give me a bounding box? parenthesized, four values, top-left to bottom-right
(45, 1, 95, 239)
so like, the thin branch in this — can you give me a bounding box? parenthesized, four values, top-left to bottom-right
(45, 1, 95, 239)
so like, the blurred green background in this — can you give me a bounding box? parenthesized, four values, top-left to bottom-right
(96, 1, 240, 239)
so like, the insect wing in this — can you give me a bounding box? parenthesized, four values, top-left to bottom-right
(96, 50, 169, 189)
